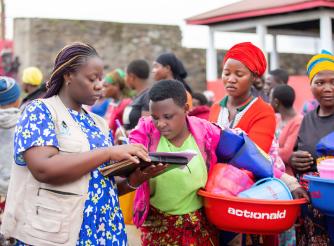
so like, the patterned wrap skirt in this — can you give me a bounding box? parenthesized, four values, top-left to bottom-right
(140, 206, 218, 246)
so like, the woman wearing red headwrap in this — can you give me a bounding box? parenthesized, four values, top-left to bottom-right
(209, 42, 277, 246)
(209, 42, 275, 153)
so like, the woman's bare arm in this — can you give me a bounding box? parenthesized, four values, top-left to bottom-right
(24, 144, 149, 185)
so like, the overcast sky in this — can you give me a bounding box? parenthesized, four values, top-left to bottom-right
(6, 0, 318, 54)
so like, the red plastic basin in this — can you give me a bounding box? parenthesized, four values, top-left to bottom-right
(198, 189, 307, 234)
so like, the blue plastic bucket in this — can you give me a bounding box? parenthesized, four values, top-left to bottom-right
(238, 178, 293, 200)
(304, 175, 334, 216)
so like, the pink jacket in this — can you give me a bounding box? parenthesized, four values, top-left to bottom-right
(129, 116, 221, 227)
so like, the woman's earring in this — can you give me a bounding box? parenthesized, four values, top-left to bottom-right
(66, 81, 71, 86)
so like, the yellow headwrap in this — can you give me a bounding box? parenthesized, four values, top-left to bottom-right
(306, 50, 334, 81)
(22, 67, 43, 86)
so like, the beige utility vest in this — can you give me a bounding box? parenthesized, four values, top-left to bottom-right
(1, 95, 109, 245)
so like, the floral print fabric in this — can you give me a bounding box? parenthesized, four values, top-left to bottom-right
(140, 206, 218, 246)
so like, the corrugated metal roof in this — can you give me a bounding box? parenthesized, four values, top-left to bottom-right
(186, 0, 334, 25)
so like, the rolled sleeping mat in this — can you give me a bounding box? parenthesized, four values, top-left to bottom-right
(316, 131, 334, 157)
(216, 129, 274, 179)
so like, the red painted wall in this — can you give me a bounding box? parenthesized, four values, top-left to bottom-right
(0, 40, 14, 75)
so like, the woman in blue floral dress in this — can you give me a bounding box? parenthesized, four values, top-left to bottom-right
(2, 42, 166, 245)
(15, 100, 129, 245)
